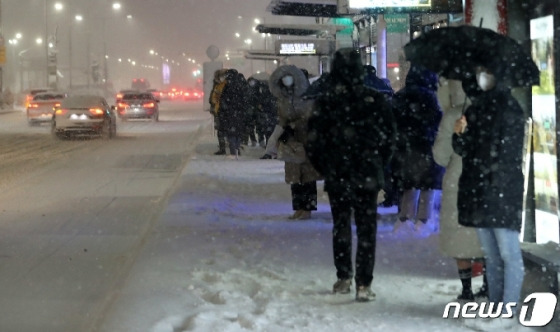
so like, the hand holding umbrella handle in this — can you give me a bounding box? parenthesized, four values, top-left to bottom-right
(454, 116, 467, 134)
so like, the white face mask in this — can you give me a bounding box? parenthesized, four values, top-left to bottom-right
(282, 75, 294, 87)
(476, 71, 496, 91)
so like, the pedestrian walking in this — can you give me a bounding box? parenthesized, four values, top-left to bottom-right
(453, 66, 526, 330)
(306, 49, 396, 302)
(269, 65, 321, 220)
(391, 65, 444, 234)
(433, 78, 487, 301)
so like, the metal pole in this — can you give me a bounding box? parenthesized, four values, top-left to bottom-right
(86, 32, 90, 88)
(69, 28, 72, 89)
(0, 0, 3, 96)
(103, 17, 108, 83)
(45, 0, 49, 87)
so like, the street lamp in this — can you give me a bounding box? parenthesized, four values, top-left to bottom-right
(45, 0, 64, 89)
(244, 39, 253, 74)
(69, 15, 83, 89)
(104, 2, 122, 83)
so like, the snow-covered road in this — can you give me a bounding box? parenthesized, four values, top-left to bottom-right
(0, 101, 211, 332)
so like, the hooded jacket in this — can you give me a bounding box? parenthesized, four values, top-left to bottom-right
(306, 48, 396, 194)
(269, 65, 321, 184)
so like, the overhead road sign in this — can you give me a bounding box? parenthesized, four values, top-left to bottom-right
(337, 0, 463, 14)
(266, 0, 339, 17)
(255, 23, 348, 36)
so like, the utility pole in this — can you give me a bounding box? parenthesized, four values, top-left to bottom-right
(0, 0, 4, 95)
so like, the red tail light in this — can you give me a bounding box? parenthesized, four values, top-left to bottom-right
(143, 102, 155, 108)
(89, 108, 104, 115)
(29, 103, 39, 108)
(54, 103, 61, 107)
(55, 109, 68, 115)
(118, 102, 129, 108)
(116, 93, 123, 99)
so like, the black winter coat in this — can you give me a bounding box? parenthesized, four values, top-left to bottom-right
(392, 67, 444, 190)
(306, 51, 396, 196)
(219, 73, 248, 136)
(452, 87, 525, 231)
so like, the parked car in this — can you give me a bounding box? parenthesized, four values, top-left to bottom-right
(51, 95, 117, 139)
(116, 91, 160, 121)
(26, 92, 67, 126)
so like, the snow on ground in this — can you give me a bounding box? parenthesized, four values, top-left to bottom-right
(101, 133, 528, 332)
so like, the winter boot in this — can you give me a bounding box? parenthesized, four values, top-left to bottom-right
(296, 210, 311, 220)
(356, 285, 376, 302)
(288, 210, 303, 220)
(332, 279, 352, 294)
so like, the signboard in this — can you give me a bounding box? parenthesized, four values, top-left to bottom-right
(530, 15, 559, 244)
(350, 0, 431, 8)
(337, 0, 462, 14)
(275, 40, 335, 56)
(162, 63, 171, 85)
(385, 14, 409, 33)
(279, 43, 317, 55)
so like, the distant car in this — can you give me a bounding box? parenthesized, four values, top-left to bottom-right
(116, 91, 160, 121)
(116, 89, 138, 102)
(26, 92, 67, 126)
(51, 95, 117, 139)
(147, 88, 163, 99)
(23, 88, 53, 108)
(183, 88, 203, 101)
(131, 78, 150, 91)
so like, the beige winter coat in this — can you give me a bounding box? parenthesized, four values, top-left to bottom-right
(433, 106, 484, 259)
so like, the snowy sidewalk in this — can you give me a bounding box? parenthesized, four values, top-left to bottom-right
(99, 132, 548, 332)
(0, 106, 18, 114)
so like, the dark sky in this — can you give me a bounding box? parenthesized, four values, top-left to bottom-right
(1, 0, 313, 88)
(2, 0, 313, 62)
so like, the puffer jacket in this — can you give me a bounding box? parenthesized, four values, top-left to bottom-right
(269, 65, 321, 184)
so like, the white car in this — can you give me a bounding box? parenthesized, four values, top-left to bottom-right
(26, 92, 67, 126)
(51, 95, 117, 139)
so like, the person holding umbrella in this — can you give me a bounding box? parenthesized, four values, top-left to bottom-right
(433, 77, 488, 302)
(452, 66, 526, 330)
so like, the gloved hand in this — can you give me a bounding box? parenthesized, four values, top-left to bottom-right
(279, 126, 295, 143)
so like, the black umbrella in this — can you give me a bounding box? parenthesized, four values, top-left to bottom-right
(404, 25, 540, 87)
